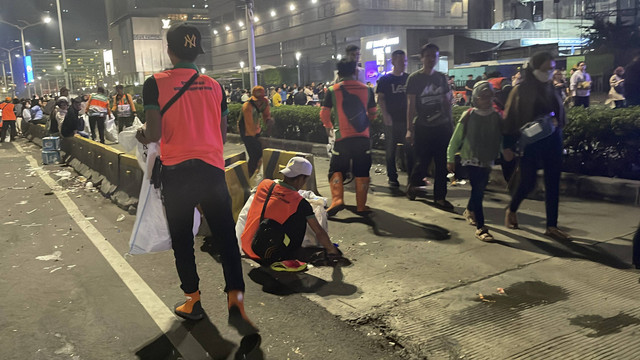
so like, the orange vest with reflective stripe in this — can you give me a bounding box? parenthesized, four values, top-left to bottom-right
(154, 69, 225, 169)
(241, 179, 303, 259)
(0, 103, 16, 120)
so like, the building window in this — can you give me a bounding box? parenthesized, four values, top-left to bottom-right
(434, 0, 446, 17)
(412, 0, 423, 11)
(371, 0, 390, 9)
(318, 3, 336, 18)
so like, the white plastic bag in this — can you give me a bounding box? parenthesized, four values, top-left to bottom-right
(132, 116, 143, 128)
(119, 122, 143, 154)
(128, 142, 200, 255)
(105, 115, 118, 142)
(82, 114, 91, 133)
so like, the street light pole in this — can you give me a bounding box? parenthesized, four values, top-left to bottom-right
(240, 61, 245, 90)
(295, 52, 302, 86)
(245, 0, 258, 88)
(55, 0, 70, 89)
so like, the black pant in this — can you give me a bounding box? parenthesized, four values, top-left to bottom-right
(409, 123, 452, 201)
(633, 222, 640, 267)
(465, 166, 491, 229)
(614, 100, 625, 109)
(117, 116, 134, 133)
(89, 115, 105, 143)
(161, 160, 245, 294)
(0, 120, 17, 142)
(241, 134, 262, 175)
(574, 96, 590, 108)
(509, 130, 563, 228)
(329, 137, 371, 178)
(385, 122, 411, 182)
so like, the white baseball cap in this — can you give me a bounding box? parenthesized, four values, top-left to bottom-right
(280, 157, 312, 178)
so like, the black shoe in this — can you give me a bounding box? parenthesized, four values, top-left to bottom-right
(406, 185, 417, 200)
(235, 333, 262, 360)
(174, 299, 204, 321)
(388, 179, 400, 188)
(434, 199, 454, 211)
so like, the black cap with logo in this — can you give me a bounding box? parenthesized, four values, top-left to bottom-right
(166, 23, 205, 59)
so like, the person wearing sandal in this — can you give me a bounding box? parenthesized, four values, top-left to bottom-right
(502, 51, 571, 241)
(447, 81, 504, 242)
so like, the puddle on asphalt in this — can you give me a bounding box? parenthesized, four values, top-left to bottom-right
(569, 312, 640, 337)
(450, 281, 569, 326)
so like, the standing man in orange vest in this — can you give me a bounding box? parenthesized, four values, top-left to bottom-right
(111, 84, 137, 132)
(321, 59, 377, 215)
(0, 97, 18, 142)
(238, 86, 273, 176)
(135, 23, 256, 334)
(85, 87, 112, 143)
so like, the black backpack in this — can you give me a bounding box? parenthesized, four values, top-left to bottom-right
(339, 85, 369, 132)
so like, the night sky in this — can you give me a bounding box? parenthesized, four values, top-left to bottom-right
(0, 0, 109, 51)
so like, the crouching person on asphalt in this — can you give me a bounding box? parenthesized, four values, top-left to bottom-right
(135, 23, 256, 335)
(239, 157, 342, 271)
(321, 59, 377, 216)
(60, 97, 89, 138)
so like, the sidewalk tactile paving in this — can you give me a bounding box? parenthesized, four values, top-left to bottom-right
(381, 258, 640, 359)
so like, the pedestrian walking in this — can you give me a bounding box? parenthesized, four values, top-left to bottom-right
(85, 87, 111, 143)
(238, 85, 273, 176)
(322, 59, 377, 215)
(111, 84, 137, 132)
(503, 51, 570, 241)
(570, 61, 591, 108)
(464, 74, 475, 105)
(376, 49, 410, 188)
(405, 43, 455, 211)
(135, 23, 256, 332)
(605, 67, 625, 109)
(447, 81, 503, 241)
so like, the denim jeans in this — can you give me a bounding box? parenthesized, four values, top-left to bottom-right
(385, 122, 407, 182)
(465, 166, 491, 229)
(409, 122, 452, 201)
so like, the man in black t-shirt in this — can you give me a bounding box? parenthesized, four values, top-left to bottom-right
(405, 43, 454, 211)
(376, 49, 410, 187)
(465, 75, 475, 105)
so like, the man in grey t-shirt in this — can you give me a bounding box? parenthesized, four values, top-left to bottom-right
(405, 43, 454, 210)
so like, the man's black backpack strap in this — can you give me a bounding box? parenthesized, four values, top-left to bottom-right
(259, 181, 277, 222)
(160, 70, 200, 116)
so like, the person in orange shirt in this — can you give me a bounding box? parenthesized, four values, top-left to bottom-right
(135, 23, 255, 335)
(0, 97, 18, 142)
(321, 59, 377, 215)
(238, 86, 273, 176)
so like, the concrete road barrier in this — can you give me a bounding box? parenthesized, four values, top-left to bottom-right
(225, 160, 252, 222)
(262, 148, 319, 195)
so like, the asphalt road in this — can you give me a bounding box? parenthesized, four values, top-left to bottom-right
(2, 137, 639, 360)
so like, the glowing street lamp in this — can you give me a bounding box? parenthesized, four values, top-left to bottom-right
(295, 52, 302, 85)
(239, 61, 245, 90)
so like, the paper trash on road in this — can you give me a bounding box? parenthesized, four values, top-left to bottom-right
(116, 214, 126, 222)
(36, 251, 63, 261)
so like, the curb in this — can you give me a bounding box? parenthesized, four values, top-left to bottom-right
(24, 125, 640, 207)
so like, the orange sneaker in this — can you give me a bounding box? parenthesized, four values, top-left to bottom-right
(174, 291, 204, 320)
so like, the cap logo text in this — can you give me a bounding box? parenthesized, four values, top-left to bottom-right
(184, 34, 197, 48)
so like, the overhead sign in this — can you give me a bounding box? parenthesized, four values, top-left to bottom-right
(520, 38, 589, 47)
(103, 50, 115, 76)
(24, 56, 34, 83)
(365, 37, 400, 50)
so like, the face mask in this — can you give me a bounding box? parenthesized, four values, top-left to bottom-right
(533, 69, 553, 83)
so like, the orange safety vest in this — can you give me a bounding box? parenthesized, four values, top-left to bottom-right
(0, 103, 16, 120)
(241, 179, 303, 259)
(154, 68, 225, 169)
(320, 80, 374, 140)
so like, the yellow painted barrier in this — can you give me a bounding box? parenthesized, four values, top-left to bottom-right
(262, 148, 319, 194)
(225, 160, 251, 222)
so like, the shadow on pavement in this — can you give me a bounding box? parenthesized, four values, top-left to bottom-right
(135, 317, 261, 360)
(490, 227, 632, 269)
(248, 265, 358, 297)
(330, 206, 454, 241)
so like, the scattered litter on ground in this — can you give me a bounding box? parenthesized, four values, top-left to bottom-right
(116, 214, 126, 222)
(44, 192, 54, 195)
(9, 186, 32, 190)
(16, 200, 28, 205)
(67, 265, 76, 270)
(85, 182, 93, 189)
(21, 223, 42, 227)
(358, 242, 367, 246)
(497, 287, 506, 294)
(478, 293, 495, 303)
(36, 251, 62, 261)
(3, 220, 18, 225)
(26, 209, 37, 214)
(53, 171, 72, 178)
(49, 267, 63, 273)
(84, 217, 95, 220)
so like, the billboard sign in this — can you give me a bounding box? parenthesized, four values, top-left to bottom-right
(24, 56, 34, 83)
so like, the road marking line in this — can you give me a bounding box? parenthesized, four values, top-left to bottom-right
(13, 142, 210, 359)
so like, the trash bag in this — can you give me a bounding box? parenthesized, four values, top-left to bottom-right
(82, 114, 91, 134)
(105, 114, 118, 142)
(132, 116, 143, 128)
(129, 142, 200, 255)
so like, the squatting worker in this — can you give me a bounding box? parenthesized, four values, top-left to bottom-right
(322, 59, 377, 216)
(241, 157, 340, 263)
(135, 23, 256, 333)
(238, 85, 273, 176)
